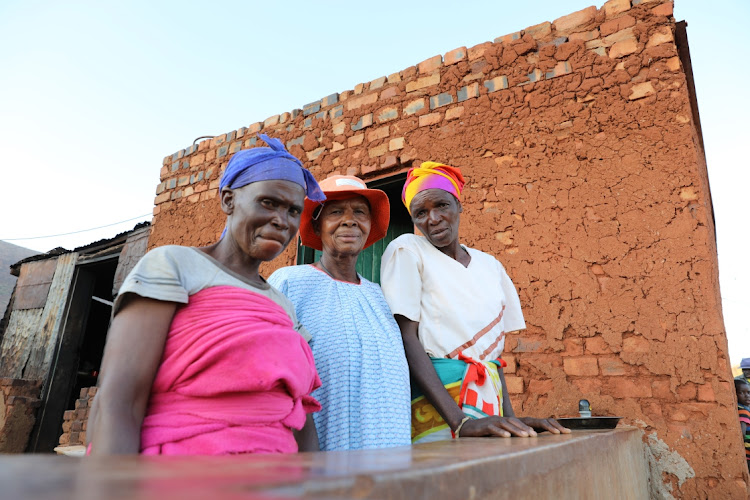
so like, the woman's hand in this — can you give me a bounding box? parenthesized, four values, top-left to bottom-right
(517, 417, 571, 435)
(458, 416, 536, 438)
(457, 416, 571, 437)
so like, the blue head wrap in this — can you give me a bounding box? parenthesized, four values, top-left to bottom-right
(219, 133, 325, 238)
(219, 133, 325, 201)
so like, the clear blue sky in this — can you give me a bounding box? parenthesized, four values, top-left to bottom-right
(1, 0, 748, 364)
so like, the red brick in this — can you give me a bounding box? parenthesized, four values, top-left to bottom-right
(468, 42, 493, 61)
(608, 378, 652, 398)
(380, 87, 399, 100)
(63, 410, 75, 421)
(646, 26, 673, 48)
(445, 106, 464, 120)
(599, 357, 627, 376)
(263, 115, 279, 128)
(585, 336, 611, 354)
(369, 76, 387, 90)
(494, 31, 521, 44)
(676, 383, 696, 400)
(563, 357, 599, 376)
(697, 383, 715, 402)
(525, 22, 552, 40)
(503, 355, 517, 374)
(346, 93, 378, 111)
(505, 375, 524, 394)
(651, 1, 673, 17)
(368, 144, 388, 158)
(59, 433, 70, 445)
(553, 6, 597, 33)
(418, 55, 442, 74)
(382, 155, 399, 169)
(406, 74, 440, 92)
(569, 29, 600, 42)
(444, 47, 467, 65)
(418, 112, 442, 127)
(562, 338, 584, 356)
(628, 81, 656, 100)
(600, 15, 635, 37)
(367, 126, 389, 142)
(71, 421, 82, 432)
(69, 431, 80, 444)
(603, 0, 631, 17)
(389, 137, 405, 151)
(62, 421, 72, 432)
(79, 388, 88, 399)
(609, 38, 638, 58)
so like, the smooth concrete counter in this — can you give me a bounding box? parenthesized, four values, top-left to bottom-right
(2, 427, 649, 500)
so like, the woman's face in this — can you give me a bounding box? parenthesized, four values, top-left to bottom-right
(222, 180, 305, 262)
(409, 189, 462, 249)
(315, 195, 372, 257)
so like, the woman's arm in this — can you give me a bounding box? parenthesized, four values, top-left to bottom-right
(395, 315, 534, 438)
(294, 413, 320, 452)
(88, 296, 177, 455)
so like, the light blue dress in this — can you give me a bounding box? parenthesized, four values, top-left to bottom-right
(268, 264, 411, 451)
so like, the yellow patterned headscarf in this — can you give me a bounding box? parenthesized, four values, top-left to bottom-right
(401, 161, 466, 214)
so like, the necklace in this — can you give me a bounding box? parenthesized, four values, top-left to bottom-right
(318, 259, 335, 278)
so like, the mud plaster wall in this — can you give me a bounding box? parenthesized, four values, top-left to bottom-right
(148, 1, 745, 497)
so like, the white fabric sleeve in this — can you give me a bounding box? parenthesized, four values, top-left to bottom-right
(380, 242, 423, 322)
(497, 259, 526, 332)
(268, 268, 312, 343)
(113, 246, 189, 316)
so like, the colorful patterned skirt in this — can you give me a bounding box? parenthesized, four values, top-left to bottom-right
(411, 355, 506, 443)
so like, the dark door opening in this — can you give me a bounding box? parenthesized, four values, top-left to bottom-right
(28, 255, 117, 452)
(296, 173, 413, 283)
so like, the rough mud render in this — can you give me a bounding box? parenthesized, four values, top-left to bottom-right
(147, 1, 745, 497)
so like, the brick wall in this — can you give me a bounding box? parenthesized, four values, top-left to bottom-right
(58, 386, 95, 448)
(147, 1, 746, 497)
(0, 378, 41, 452)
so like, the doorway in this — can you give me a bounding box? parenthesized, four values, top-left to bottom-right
(28, 255, 117, 452)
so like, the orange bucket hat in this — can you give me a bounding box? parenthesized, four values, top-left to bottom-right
(299, 175, 390, 251)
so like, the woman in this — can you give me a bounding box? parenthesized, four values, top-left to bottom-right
(88, 134, 325, 455)
(380, 162, 569, 442)
(269, 175, 411, 451)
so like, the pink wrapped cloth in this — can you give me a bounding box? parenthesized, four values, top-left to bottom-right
(139, 285, 321, 455)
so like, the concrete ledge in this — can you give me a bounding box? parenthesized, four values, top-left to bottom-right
(2, 428, 648, 499)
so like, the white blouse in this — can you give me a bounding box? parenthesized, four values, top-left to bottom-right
(380, 234, 525, 361)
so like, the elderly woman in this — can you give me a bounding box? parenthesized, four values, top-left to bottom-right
(88, 135, 325, 455)
(380, 162, 569, 442)
(269, 175, 411, 451)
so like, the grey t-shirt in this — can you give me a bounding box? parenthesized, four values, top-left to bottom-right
(115, 245, 311, 341)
